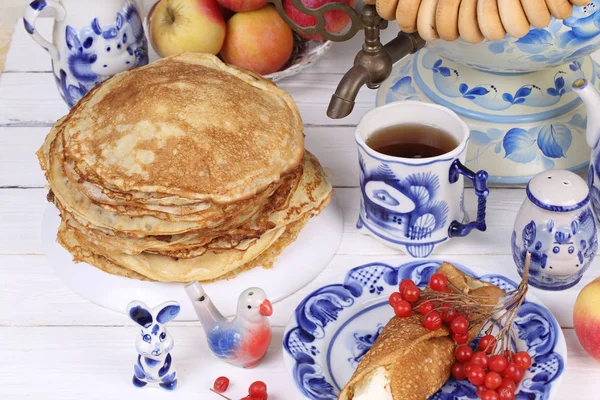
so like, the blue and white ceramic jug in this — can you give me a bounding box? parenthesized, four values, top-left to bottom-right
(23, 0, 148, 107)
(512, 169, 597, 291)
(572, 78, 600, 219)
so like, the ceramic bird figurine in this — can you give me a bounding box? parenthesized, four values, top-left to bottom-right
(185, 282, 273, 368)
(127, 300, 180, 390)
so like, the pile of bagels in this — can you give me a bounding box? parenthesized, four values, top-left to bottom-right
(367, 0, 590, 42)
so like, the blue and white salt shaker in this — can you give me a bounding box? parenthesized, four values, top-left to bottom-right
(127, 300, 180, 390)
(512, 170, 598, 290)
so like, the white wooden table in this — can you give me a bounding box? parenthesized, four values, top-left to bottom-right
(1, 17, 599, 400)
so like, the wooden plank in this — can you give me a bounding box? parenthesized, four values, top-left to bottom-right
(0, 326, 595, 398)
(0, 127, 48, 187)
(0, 125, 357, 188)
(0, 188, 46, 254)
(0, 187, 525, 256)
(1, 252, 596, 328)
(0, 71, 375, 126)
(4, 16, 401, 74)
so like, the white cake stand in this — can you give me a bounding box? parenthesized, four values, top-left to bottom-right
(41, 196, 343, 320)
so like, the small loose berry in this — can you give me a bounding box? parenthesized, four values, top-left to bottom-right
(452, 362, 467, 380)
(423, 311, 442, 331)
(452, 332, 469, 345)
(248, 381, 268, 400)
(402, 284, 420, 303)
(456, 345, 474, 362)
(478, 335, 497, 354)
(393, 300, 412, 317)
(213, 376, 230, 393)
(429, 273, 448, 291)
(484, 371, 503, 390)
(399, 279, 415, 293)
(467, 365, 486, 386)
(388, 292, 403, 307)
(481, 389, 500, 400)
(418, 301, 434, 315)
(471, 352, 489, 369)
(514, 351, 532, 370)
(451, 316, 469, 334)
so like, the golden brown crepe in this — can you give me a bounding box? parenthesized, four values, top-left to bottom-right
(338, 263, 504, 400)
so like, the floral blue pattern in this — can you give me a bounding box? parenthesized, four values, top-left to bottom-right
(283, 260, 566, 400)
(424, 56, 578, 111)
(54, 5, 147, 106)
(467, 114, 587, 169)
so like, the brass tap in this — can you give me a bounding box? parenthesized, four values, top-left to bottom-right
(327, 5, 425, 119)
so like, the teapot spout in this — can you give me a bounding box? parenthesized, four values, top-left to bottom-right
(573, 79, 600, 149)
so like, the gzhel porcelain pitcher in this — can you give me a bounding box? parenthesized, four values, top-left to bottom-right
(23, 0, 148, 107)
(572, 78, 600, 219)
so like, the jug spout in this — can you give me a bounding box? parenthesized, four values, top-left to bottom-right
(573, 79, 600, 149)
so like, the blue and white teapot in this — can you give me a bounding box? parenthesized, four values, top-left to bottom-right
(512, 169, 597, 290)
(23, 0, 148, 107)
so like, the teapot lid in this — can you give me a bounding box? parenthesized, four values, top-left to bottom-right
(527, 169, 589, 212)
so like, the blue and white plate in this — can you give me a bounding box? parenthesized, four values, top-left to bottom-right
(283, 259, 566, 400)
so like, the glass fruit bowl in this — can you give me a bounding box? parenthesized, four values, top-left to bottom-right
(144, 5, 332, 82)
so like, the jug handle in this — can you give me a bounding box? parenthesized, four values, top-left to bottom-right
(448, 160, 489, 237)
(23, 1, 66, 61)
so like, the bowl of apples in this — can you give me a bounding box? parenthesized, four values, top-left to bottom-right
(146, 0, 354, 81)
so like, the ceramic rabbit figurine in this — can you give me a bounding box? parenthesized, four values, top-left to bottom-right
(572, 78, 600, 219)
(185, 282, 273, 368)
(127, 300, 180, 390)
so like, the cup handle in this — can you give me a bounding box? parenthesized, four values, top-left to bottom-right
(23, 0, 66, 61)
(448, 159, 489, 237)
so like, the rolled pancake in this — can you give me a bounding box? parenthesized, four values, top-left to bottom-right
(339, 263, 504, 400)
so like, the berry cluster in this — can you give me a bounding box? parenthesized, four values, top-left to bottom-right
(387, 269, 533, 400)
(389, 273, 474, 341)
(452, 346, 532, 400)
(211, 377, 268, 400)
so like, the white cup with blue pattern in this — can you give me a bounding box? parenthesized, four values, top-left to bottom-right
(356, 101, 489, 258)
(23, 0, 148, 108)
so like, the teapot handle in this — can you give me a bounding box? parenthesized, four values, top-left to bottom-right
(23, 1, 66, 61)
(448, 160, 489, 237)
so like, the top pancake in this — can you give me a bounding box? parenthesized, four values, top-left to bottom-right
(61, 53, 304, 204)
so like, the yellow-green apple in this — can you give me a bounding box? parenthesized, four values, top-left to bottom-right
(216, 0, 267, 12)
(220, 6, 294, 75)
(150, 0, 226, 57)
(283, 0, 356, 40)
(574, 277, 600, 361)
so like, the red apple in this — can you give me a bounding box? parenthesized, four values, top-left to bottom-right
(574, 277, 600, 361)
(283, 0, 356, 40)
(216, 0, 267, 12)
(220, 5, 294, 75)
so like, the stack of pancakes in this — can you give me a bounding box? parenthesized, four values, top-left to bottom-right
(37, 53, 332, 282)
